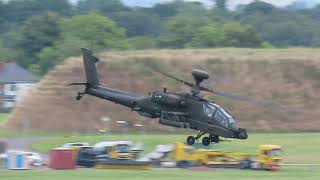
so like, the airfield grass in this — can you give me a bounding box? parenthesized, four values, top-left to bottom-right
(0, 113, 9, 125)
(29, 133, 320, 164)
(0, 167, 319, 180)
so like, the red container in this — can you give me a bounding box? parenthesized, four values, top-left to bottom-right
(49, 148, 76, 169)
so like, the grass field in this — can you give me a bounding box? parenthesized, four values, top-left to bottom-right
(0, 167, 319, 180)
(0, 113, 9, 125)
(29, 133, 320, 164)
(1, 132, 319, 180)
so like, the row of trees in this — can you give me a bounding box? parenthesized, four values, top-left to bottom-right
(1, 0, 320, 75)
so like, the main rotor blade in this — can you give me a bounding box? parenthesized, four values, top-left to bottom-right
(212, 90, 273, 107)
(162, 71, 194, 87)
(202, 86, 298, 114)
(201, 86, 273, 107)
(150, 67, 194, 87)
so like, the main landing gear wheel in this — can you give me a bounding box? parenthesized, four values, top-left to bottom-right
(186, 132, 207, 146)
(187, 136, 195, 145)
(202, 137, 210, 146)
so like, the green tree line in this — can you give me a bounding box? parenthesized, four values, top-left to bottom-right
(1, 0, 320, 75)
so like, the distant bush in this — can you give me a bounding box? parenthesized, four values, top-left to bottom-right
(261, 41, 274, 49)
(128, 37, 156, 50)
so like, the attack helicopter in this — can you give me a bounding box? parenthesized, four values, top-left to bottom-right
(70, 48, 251, 146)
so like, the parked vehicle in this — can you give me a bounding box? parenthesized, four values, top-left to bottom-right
(172, 142, 282, 171)
(77, 141, 147, 169)
(25, 152, 43, 167)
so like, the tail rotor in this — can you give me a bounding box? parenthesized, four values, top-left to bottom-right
(68, 82, 88, 101)
(76, 91, 85, 101)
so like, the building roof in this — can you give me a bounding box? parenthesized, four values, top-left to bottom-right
(0, 63, 34, 83)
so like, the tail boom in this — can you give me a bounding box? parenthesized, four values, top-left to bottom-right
(70, 48, 143, 103)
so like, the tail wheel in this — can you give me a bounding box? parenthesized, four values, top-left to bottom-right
(187, 136, 195, 145)
(202, 137, 210, 146)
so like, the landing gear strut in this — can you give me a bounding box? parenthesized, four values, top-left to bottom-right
(195, 132, 205, 141)
(210, 135, 220, 143)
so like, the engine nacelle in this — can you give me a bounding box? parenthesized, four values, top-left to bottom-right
(159, 112, 189, 128)
(151, 91, 186, 107)
(137, 111, 157, 118)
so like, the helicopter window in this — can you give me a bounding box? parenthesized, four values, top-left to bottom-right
(214, 110, 228, 127)
(219, 107, 232, 119)
(229, 117, 235, 124)
(203, 103, 216, 118)
(217, 106, 236, 125)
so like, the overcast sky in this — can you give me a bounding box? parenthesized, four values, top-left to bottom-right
(139, 0, 297, 8)
(131, 0, 320, 8)
(68, 0, 296, 7)
(67, 0, 320, 9)
(3, 0, 319, 8)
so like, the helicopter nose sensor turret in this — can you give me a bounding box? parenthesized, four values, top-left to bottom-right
(236, 128, 248, 139)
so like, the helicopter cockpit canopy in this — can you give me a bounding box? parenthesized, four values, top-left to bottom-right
(203, 103, 239, 130)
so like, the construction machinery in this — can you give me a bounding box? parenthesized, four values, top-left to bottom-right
(76, 141, 150, 170)
(61, 142, 91, 160)
(172, 142, 282, 171)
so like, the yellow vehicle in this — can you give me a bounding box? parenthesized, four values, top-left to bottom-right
(257, 144, 282, 170)
(76, 141, 149, 169)
(107, 143, 132, 160)
(172, 142, 207, 165)
(94, 142, 150, 170)
(172, 142, 282, 171)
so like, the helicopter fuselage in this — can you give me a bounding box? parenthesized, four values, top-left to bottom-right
(72, 48, 248, 146)
(86, 85, 247, 140)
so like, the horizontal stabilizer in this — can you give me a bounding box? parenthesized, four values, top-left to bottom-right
(68, 82, 88, 86)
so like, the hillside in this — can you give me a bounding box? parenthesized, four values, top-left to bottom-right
(5, 48, 320, 132)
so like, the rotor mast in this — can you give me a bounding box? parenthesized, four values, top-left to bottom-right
(191, 69, 209, 97)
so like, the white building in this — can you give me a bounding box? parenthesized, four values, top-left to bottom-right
(0, 63, 34, 112)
